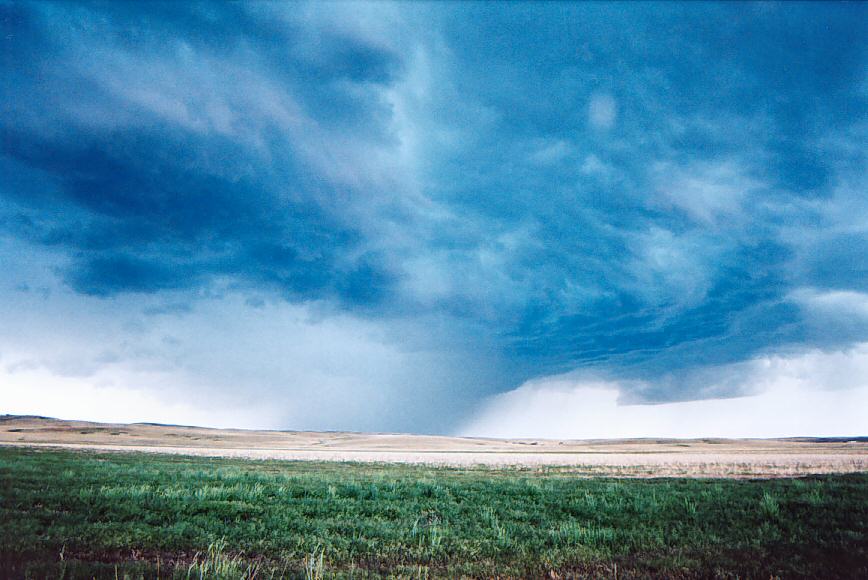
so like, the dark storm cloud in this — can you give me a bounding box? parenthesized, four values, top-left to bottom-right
(2, 1, 867, 412)
(2, 1, 401, 304)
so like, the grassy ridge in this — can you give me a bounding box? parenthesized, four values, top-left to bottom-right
(0, 447, 866, 578)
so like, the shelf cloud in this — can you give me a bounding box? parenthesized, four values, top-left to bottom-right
(462, 345, 868, 438)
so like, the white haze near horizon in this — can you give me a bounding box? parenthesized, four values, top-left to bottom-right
(4, 344, 868, 438)
(461, 346, 868, 439)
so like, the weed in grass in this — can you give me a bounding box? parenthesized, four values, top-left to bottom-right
(186, 540, 258, 579)
(303, 546, 325, 580)
(760, 491, 781, 518)
(683, 497, 698, 517)
(806, 487, 824, 506)
(411, 512, 445, 549)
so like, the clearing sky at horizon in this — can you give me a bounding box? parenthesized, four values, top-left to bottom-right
(1, 2, 867, 436)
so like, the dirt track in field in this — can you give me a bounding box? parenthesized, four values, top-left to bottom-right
(2, 415, 866, 477)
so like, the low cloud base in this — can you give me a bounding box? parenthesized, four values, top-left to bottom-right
(461, 346, 868, 439)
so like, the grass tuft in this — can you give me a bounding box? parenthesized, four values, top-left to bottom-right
(760, 491, 781, 518)
(186, 539, 258, 579)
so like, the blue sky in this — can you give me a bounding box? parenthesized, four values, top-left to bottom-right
(1, 2, 867, 434)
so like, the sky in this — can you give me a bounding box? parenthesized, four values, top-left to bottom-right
(1, 1, 867, 436)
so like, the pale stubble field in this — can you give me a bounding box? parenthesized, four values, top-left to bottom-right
(2, 415, 866, 477)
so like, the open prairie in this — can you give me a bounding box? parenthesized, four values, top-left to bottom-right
(1, 415, 866, 478)
(2, 446, 868, 578)
(2, 417, 867, 577)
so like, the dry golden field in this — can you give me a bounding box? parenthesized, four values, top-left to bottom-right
(2, 415, 865, 477)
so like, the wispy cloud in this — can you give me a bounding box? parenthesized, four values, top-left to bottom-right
(588, 93, 617, 131)
(650, 159, 763, 225)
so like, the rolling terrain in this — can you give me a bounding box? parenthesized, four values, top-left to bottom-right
(2, 415, 866, 477)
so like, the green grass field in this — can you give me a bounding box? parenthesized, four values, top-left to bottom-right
(1, 447, 866, 578)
